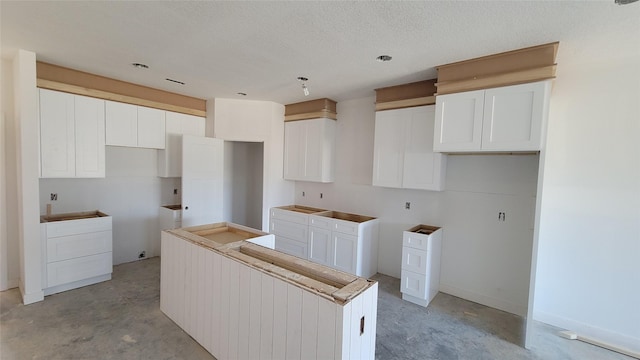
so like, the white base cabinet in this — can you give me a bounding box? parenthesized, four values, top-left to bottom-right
(161, 230, 378, 360)
(160, 205, 182, 230)
(41, 213, 113, 296)
(434, 80, 551, 152)
(308, 212, 379, 278)
(400, 225, 442, 307)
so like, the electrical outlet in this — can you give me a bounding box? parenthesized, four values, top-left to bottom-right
(138, 251, 146, 259)
(405, 202, 411, 210)
(50, 193, 58, 201)
(302, 191, 305, 197)
(498, 212, 506, 221)
(173, 188, 178, 195)
(320, 193, 323, 199)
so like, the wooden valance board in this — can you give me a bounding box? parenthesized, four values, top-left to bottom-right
(284, 98, 337, 121)
(36, 61, 206, 117)
(374, 79, 437, 111)
(435, 42, 559, 95)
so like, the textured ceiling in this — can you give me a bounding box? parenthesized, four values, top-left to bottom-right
(1, 1, 639, 105)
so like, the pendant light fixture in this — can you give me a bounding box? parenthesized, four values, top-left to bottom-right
(297, 76, 310, 96)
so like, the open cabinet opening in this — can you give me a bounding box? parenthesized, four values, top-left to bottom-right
(223, 141, 264, 230)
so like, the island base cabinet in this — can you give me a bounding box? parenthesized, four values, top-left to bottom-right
(161, 231, 378, 360)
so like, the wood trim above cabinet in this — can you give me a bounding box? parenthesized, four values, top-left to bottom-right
(36, 62, 206, 117)
(435, 42, 558, 95)
(284, 98, 337, 121)
(375, 80, 437, 111)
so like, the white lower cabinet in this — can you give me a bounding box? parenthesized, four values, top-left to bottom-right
(271, 206, 379, 278)
(41, 213, 113, 296)
(400, 225, 442, 307)
(159, 205, 182, 230)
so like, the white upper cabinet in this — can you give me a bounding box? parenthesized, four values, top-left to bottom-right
(105, 101, 137, 147)
(434, 80, 551, 152)
(39, 89, 105, 178)
(283, 118, 336, 183)
(137, 106, 166, 149)
(373, 105, 446, 191)
(158, 111, 205, 178)
(105, 101, 165, 149)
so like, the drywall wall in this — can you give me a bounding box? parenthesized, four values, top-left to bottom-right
(294, 96, 537, 316)
(39, 147, 180, 265)
(1, 58, 19, 291)
(207, 98, 295, 231)
(534, 55, 640, 352)
(223, 141, 264, 230)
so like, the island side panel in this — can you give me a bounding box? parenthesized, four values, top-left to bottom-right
(248, 268, 263, 359)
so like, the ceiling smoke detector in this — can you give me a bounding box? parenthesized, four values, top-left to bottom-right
(131, 63, 149, 69)
(297, 76, 310, 96)
(376, 55, 393, 62)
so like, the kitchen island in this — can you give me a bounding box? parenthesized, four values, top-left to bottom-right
(161, 222, 378, 360)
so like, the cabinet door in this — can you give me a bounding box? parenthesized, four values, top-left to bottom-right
(482, 81, 548, 151)
(74, 95, 105, 178)
(181, 135, 224, 227)
(274, 235, 308, 259)
(372, 109, 405, 188)
(283, 120, 305, 180)
(332, 232, 357, 274)
(402, 105, 445, 190)
(105, 101, 137, 147)
(303, 119, 324, 181)
(434, 90, 484, 152)
(158, 112, 182, 177)
(40, 89, 76, 178)
(137, 106, 166, 149)
(308, 227, 332, 266)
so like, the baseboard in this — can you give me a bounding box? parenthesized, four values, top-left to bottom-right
(439, 283, 527, 317)
(19, 280, 44, 305)
(0, 278, 19, 292)
(534, 309, 640, 356)
(43, 274, 112, 296)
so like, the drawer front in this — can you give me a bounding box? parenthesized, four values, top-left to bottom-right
(309, 215, 332, 230)
(401, 247, 428, 275)
(332, 219, 359, 236)
(47, 230, 112, 262)
(46, 216, 112, 238)
(401, 270, 427, 299)
(270, 219, 308, 242)
(403, 231, 431, 251)
(274, 235, 308, 259)
(270, 208, 309, 225)
(47, 252, 112, 288)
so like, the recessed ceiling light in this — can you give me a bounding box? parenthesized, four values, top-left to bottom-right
(132, 63, 149, 69)
(297, 76, 308, 82)
(376, 55, 393, 62)
(237, 92, 247, 96)
(165, 78, 185, 85)
(615, 0, 638, 4)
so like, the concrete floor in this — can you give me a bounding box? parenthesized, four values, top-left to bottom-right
(0, 257, 632, 360)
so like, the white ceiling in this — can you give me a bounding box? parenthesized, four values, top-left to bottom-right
(1, 1, 639, 105)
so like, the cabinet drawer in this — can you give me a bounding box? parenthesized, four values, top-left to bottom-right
(309, 215, 332, 230)
(47, 252, 112, 288)
(47, 230, 112, 262)
(332, 219, 359, 236)
(270, 219, 308, 242)
(401, 247, 428, 275)
(270, 208, 309, 225)
(46, 216, 112, 238)
(403, 231, 431, 251)
(401, 270, 426, 299)
(274, 236, 308, 259)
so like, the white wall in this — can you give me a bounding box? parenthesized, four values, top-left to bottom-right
(39, 147, 180, 264)
(12, 50, 43, 303)
(534, 55, 640, 352)
(294, 97, 537, 316)
(1, 57, 20, 291)
(223, 141, 264, 229)
(207, 98, 295, 231)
